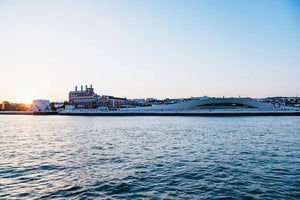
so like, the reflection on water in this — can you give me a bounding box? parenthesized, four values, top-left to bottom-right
(0, 116, 300, 199)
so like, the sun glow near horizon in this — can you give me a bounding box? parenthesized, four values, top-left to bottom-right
(9, 89, 39, 104)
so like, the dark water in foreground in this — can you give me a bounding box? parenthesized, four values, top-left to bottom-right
(0, 116, 299, 199)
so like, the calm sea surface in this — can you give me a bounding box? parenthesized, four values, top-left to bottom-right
(0, 116, 299, 199)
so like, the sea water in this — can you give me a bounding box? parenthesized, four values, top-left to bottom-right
(0, 115, 299, 199)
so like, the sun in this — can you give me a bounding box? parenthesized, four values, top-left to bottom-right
(17, 90, 37, 104)
(15, 96, 33, 104)
(22, 97, 33, 105)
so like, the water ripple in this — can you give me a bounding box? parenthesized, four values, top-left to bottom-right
(0, 116, 300, 199)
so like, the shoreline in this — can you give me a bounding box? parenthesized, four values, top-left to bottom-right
(1, 111, 300, 116)
(0, 111, 58, 115)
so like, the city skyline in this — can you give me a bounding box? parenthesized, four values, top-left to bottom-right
(0, 0, 299, 103)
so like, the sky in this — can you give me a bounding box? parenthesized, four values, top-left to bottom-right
(0, 0, 299, 103)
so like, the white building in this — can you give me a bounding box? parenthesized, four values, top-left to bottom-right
(29, 100, 51, 111)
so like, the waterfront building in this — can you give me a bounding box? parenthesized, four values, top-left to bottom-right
(69, 85, 97, 108)
(1, 101, 29, 111)
(29, 100, 51, 111)
(69, 85, 135, 109)
(1, 101, 9, 110)
(64, 85, 300, 114)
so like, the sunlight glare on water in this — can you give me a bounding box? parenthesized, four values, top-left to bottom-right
(0, 116, 300, 199)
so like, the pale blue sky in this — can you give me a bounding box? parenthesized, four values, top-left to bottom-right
(0, 0, 299, 103)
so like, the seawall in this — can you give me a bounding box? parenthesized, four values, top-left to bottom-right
(1, 111, 300, 116)
(0, 111, 58, 115)
(59, 112, 300, 116)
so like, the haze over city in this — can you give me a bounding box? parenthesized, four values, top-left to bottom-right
(0, 0, 299, 103)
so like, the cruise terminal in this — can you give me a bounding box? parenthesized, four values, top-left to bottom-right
(61, 85, 300, 116)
